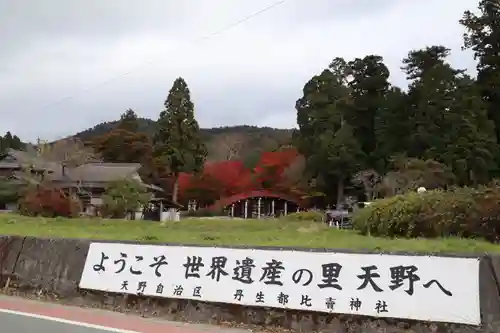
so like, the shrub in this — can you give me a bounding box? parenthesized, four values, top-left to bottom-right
(0, 177, 22, 204)
(101, 179, 151, 218)
(352, 186, 500, 242)
(19, 187, 81, 218)
(283, 211, 324, 222)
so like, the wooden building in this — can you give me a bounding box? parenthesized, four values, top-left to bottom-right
(210, 190, 303, 219)
(0, 148, 180, 219)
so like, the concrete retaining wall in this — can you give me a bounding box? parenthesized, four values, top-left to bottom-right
(1, 235, 499, 333)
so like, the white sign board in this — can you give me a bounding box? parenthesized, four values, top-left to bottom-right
(79, 242, 481, 325)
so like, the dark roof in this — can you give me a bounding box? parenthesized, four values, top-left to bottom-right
(211, 190, 304, 209)
(0, 149, 49, 170)
(62, 163, 142, 182)
(1, 149, 144, 184)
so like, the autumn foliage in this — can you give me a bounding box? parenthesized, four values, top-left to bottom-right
(91, 128, 172, 190)
(178, 148, 305, 205)
(92, 129, 152, 164)
(19, 186, 81, 218)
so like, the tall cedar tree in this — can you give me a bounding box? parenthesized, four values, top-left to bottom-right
(345, 55, 391, 169)
(461, 0, 500, 146)
(374, 86, 412, 168)
(153, 77, 207, 203)
(295, 58, 364, 205)
(403, 45, 496, 185)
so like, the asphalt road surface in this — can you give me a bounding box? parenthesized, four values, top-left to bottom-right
(0, 295, 251, 333)
(0, 310, 123, 333)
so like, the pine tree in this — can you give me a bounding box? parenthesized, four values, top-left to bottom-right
(403, 46, 461, 159)
(93, 109, 151, 164)
(321, 123, 364, 206)
(402, 45, 496, 185)
(117, 109, 140, 133)
(345, 55, 391, 168)
(153, 77, 207, 203)
(295, 59, 364, 204)
(0, 131, 24, 152)
(461, 0, 500, 144)
(374, 86, 412, 169)
(448, 75, 497, 184)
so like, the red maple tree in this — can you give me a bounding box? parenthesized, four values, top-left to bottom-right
(178, 148, 304, 206)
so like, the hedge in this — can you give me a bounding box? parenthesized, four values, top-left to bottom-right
(352, 186, 500, 242)
(281, 211, 324, 222)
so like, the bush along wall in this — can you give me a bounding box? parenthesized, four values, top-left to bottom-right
(280, 211, 324, 222)
(352, 186, 500, 242)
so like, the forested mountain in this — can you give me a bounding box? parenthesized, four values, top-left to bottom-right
(73, 119, 293, 162)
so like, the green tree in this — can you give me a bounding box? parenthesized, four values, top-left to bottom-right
(153, 77, 207, 203)
(320, 123, 364, 206)
(101, 179, 152, 218)
(0, 177, 21, 204)
(295, 58, 364, 205)
(93, 109, 151, 164)
(91, 109, 170, 189)
(0, 131, 24, 152)
(374, 87, 412, 169)
(242, 151, 261, 170)
(345, 55, 391, 168)
(117, 109, 140, 133)
(461, 0, 500, 144)
(402, 45, 496, 185)
(403, 46, 462, 158)
(448, 75, 497, 184)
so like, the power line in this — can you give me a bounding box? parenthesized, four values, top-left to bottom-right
(38, 0, 286, 110)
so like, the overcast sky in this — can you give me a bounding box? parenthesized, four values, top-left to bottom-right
(1, 0, 479, 142)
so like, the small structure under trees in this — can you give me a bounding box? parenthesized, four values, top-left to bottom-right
(210, 190, 302, 219)
(178, 148, 307, 218)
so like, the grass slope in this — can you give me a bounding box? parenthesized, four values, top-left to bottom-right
(0, 214, 498, 254)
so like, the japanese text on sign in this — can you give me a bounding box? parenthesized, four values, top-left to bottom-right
(79, 242, 480, 325)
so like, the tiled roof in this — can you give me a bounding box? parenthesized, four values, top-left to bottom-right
(1, 149, 142, 183)
(64, 163, 142, 182)
(0, 149, 51, 170)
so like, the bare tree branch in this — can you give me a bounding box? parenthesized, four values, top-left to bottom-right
(209, 133, 246, 161)
(18, 138, 100, 196)
(352, 169, 381, 201)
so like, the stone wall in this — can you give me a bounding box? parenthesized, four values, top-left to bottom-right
(0, 235, 499, 333)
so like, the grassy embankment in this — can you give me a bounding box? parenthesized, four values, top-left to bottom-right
(0, 213, 498, 253)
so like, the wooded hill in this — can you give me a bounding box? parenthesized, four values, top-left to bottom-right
(73, 119, 293, 163)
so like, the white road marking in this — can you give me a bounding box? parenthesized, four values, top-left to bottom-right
(0, 308, 140, 333)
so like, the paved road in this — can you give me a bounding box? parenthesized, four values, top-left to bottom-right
(0, 295, 251, 333)
(0, 311, 122, 333)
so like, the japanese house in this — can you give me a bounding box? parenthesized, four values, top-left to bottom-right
(0, 148, 180, 219)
